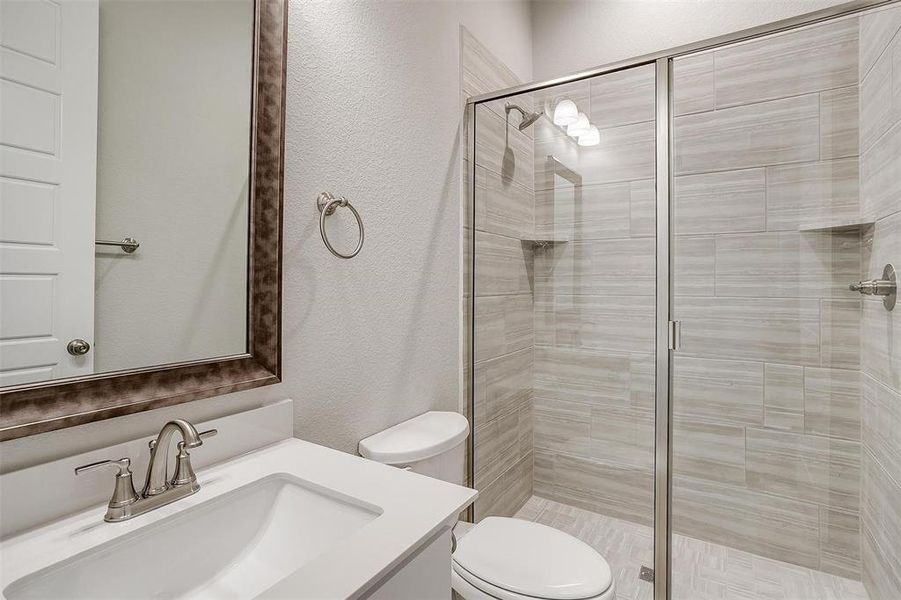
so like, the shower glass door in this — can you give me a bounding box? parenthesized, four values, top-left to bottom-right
(470, 62, 658, 599)
(670, 11, 875, 599)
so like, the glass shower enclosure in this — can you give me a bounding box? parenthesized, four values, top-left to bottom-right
(467, 2, 900, 599)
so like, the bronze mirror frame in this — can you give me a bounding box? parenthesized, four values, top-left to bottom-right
(0, 0, 286, 441)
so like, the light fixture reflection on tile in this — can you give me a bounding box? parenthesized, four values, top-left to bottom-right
(577, 125, 600, 147)
(553, 99, 578, 126)
(567, 113, 590, 137)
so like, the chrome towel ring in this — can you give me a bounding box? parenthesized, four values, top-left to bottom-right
(316, 191, 364, 259)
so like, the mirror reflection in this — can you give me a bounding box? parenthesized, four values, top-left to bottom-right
(0, 0, 255, 386)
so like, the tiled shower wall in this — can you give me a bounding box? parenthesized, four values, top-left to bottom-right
(528, 17, 866, 578)
(462, 29, 536, 520)
(669, 18, 863, 578)
(858, 5, 901, 599)
(468, 7, 900, 586)
(529, 67, 657, 526)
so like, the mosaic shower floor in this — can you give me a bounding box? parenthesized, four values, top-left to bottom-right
(513, 496, 869, 600)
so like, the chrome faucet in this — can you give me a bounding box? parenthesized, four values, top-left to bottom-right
(75, 419, 217, 522)
(143, 419, 204, 496)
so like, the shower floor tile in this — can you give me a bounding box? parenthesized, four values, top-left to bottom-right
(513, 496, 870, 600)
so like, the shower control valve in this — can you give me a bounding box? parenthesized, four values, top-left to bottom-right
(849, 264, 896, 311)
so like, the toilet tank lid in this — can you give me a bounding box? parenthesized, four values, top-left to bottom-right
(358, 411, 469, 465)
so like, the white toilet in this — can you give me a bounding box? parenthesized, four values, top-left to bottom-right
(359, 411, 616, 600)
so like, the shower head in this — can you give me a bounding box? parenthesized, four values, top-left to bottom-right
(505, 102, 542, 131)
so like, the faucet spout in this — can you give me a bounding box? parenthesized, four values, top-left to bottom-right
(142, 419, 202, 496)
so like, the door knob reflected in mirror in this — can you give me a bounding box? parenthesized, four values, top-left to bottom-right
(67, 339, 91, 356)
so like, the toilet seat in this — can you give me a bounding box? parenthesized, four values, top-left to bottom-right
(451, 517, 615, 600)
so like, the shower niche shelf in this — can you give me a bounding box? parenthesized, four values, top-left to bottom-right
(520, 233, 570, 248)
(798, 218, 875, 233)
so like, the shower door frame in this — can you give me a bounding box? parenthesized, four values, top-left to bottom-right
(466, 1, 896, 598)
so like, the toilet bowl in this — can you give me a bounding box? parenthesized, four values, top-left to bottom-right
(359, 411, 616, 600)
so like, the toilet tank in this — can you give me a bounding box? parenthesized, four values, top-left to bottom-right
(358, 411, 469, 486)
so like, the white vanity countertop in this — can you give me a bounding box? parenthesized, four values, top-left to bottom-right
(0, 438, 477, 599)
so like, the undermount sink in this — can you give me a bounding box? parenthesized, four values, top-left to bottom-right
(4, 474, 381, 599)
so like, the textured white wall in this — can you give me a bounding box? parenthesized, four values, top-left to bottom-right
(228, 0, 534, 455)
(530, 0, 850, 80)
(0, 0, 534, 472)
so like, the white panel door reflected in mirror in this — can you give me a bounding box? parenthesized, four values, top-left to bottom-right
(0, 0, 255, 387)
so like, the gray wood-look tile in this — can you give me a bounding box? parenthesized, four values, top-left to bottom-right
(673, 52, 715, 116)
(534, 294, 655, 354)
(588, 63, 656, 128)
(820, 87, 860, 160)
(467, 89, 537, 138)
(673, 355, 764, 425)
(473, 346, 532, 425)
(861, 374, 901, 488)
(629, 179, 655, 237)
(861, 120, 901, 222)
(860, 212, 901, 388)
(589, 406, 654, 471)
(746, 427, 861, 512)
(714, 231, 860, 299)
(534, 346, 628, 407)
(766, 159, 860, 231)
(713, 19, 858, 109)
(764, 363, 806, 432)
(860, 45, 894, 156)
(533, 396, 591, 456)
(532, 152, 567, 195)
(674, 168, 766, 234)
(860, 448, 901, 599)
(675, 297, 821, 365)
(673, 474, 822, 569)
(474, 165, 533, 239)
(859, 3, 901, 80)
(535, 181, 630, 240)
(474, 405, 529, 489)
(674, 236, 715, 296)
(894, 27, 901, 126)
(535, 120, 655, 185)
(474, 104, 534, 191)
(474, 294, 533, 362)
(534, 449, 654, 526)
(674, 94, 820, 175)
(673, 417, 747, 484)
(821, 298, 862, 370)
(474, 230, 532, 296)
(474, 450, 532, 520)
(862, 525, 901, 600)
(630, 352, 656, 413)
(517, 497, 869, 600)
(804, 367, 861, 441)
(533, 237, 655, 296)
(461, 27, 521, 99)
(819, 506, 861, 579)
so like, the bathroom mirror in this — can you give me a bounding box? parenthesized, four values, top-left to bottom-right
(0, 0, 286, 440)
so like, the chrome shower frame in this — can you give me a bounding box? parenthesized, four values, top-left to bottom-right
(466, 1, 898, 599)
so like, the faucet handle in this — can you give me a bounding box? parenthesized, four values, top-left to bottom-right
(75, 457, 132, 477)
(75, 457, 139, 511)
(170, 430, 216, 488)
